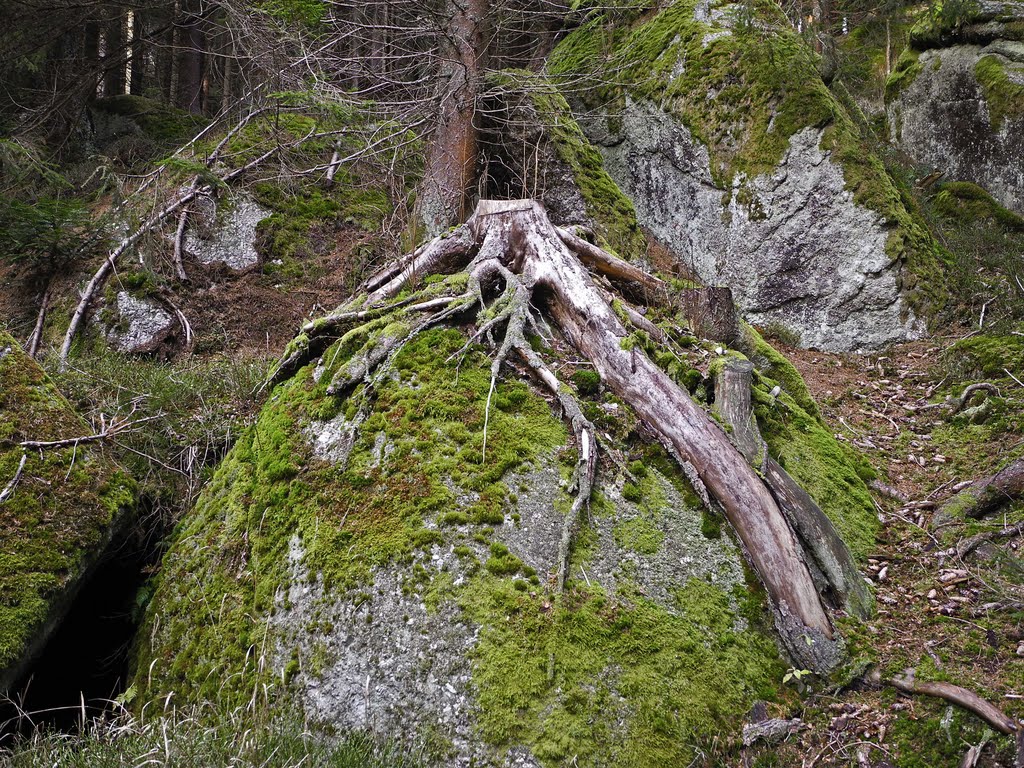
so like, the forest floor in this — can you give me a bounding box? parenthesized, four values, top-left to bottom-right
(745, 334, 1024, 768)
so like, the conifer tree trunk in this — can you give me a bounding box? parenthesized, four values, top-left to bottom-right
(414, 0, 491, 236)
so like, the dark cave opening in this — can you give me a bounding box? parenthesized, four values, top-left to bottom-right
(0, 534, 150, 745)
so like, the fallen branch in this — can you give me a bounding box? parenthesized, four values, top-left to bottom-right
(12, 414, 161, 450)
(26, 286, 51, 359)
(58, 126, 304, 366)
(0, 453, 28, 505)
(958, 519, 1024, 558)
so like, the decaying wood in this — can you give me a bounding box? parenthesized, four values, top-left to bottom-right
(713, 358, 873, 619)
(939, 458, 1024, 520)
(679, 286, 739, 344)
(279, 199, 852, 671)
(366, 201, 831, 663)
(554, 225, 667, 297)
(958, 518, 1024, 558)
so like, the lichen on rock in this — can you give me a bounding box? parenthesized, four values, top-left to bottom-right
(886, 1, 1024, 215)
(549, 0, 944, 349)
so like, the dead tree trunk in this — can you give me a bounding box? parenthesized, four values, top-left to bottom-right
(288, 199, 847, 671)
(714, 359, 873, 619)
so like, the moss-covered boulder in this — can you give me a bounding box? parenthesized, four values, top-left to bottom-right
(0, 332, 135, 692)
(548, 0, 944, 351)
(886, 1, 1024, 216)
(135, 304, 877, 765)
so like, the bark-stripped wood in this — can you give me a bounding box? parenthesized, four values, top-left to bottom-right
(714, 359, 873, 619)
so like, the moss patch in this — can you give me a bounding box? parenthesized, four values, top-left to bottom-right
(0, 332, 135, 681)
(134, 327, 566, 707)
(749, 360, 878, 560)
(463, 577, 785, 766)
(974, 55, 1024, 130)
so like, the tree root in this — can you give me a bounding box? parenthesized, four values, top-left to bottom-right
(713, 358, 873, 619)
(939, 459, 1024, 520)
(289, 198, 846, 672)
(868, 667, 1022, 759)
(957, 518, 1024, 558)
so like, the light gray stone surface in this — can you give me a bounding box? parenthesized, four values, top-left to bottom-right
(276, 425, 753, 766)
(887, 42, 1024, 216)
(185, 195, 269, 270)
(104, 291, 176, 354)
(586, 99, 921, 350)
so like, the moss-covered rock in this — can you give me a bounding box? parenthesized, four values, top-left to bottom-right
(135, 319, 805, 766)
(886, 3, 1024, 216)
(0, 332, 135, 691)
(550, 0, 944, 350)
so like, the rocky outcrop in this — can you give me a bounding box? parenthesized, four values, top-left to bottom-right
(135, 321, 875, 766)
(185, 194, 269, 271)
(549, 0, 942, 351)
(0, 333, 135, 692)
(592, 100, 921, 350)
(886, 3, 1024, 216)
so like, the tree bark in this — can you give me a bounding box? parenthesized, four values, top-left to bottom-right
(414, 0, 491, 237)
(175, 0, 205, 114)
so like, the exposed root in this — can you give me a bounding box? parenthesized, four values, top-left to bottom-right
(958, 518, 1024, 558)
(284, 198, 841, 671)
(939, 458, 1024, 520)
(869, 667, 1021, 741)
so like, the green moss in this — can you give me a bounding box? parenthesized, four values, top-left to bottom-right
(975, 55, 1024, 130)
(933, 182, 1024, 231)
(463, 577, 785, 765)
(134, 327, 566, 707)
(941, 334, 1024, 381)
(887, 696, 1017, 767)
(885, 49, 923, 101)
(570, 368, 601, 396)
(0, 332, 135, 680)
(739, 324, 820, 421)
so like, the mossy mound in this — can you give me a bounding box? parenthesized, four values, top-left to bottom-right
(0, 332, 135, 691)
(91, 95, 208, 148)
(135, 320, 792, 766)
(549, 0, 946, 324)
